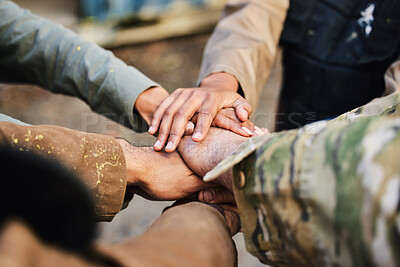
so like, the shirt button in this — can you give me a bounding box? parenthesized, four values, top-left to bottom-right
(237, 171, 246, 189)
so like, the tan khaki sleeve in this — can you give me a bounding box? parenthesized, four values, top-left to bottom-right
(384, 58, 400, 95)
(197, 0, 289, 108)
(0, 122, 127, 221)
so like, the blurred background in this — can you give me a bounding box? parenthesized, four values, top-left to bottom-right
(0, 0, 281, 266)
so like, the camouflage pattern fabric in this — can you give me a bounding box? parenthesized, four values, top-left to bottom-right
(204, 92, 400, 266)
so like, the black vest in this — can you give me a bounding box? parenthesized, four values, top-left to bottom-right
(277, 0, 400, 130)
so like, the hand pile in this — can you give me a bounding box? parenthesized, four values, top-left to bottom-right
(132, 72, 269, 235)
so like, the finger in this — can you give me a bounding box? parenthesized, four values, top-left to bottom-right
(260, 127, 270, 134)
(241, 119, 256, 133)
(154, 94, 190, 151)
(165, 96, 204, 152)
(232, 98, 253, 122)
(192, 100, 219, 142)
(149, 93, 180, 135)
(198, 187, 236, 204)
(183, 121, 195, 135)
(190, 113, 198, 125)
(218, 107, 237, 121)
(254, 126, 269, 136)
(212, 113, 250, 137)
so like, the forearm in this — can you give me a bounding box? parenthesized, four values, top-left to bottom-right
(234, 116, 400, 266)
(197, 0, 289, 107)
(0, 121, 127, 221)
(0, 1, 160, 131)
(192, 92, 400, 265)
(99, 202, 237, 267)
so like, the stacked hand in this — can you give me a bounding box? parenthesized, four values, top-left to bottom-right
(136, 73, 261, 153)
(117, 137, 242, 235)
(177, 127, 248, 201)
(116, 138, 214, 201)
(132, 73, 268, 235)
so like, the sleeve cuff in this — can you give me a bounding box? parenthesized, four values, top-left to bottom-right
(203, 134, 272, 182)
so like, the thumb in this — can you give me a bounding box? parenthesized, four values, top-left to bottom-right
(198, 187, 236, 204)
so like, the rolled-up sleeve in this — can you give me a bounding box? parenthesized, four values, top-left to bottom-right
(0, 121, 128, 221)
(0, 0, 160, 131)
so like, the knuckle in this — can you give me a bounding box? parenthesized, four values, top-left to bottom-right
(164, 108, 175, 117)
(192, 90, 205, 98)
(198, 110, 213, 118)
(155, 102, 166, 112)
(169, 130, 181, 137)
(174, 110, 187, 119)
(204, 91, 214, 99)
(158, 129, 170, 136)
(151, 114, 161, 122)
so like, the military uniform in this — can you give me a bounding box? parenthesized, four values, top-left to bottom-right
(204, 61, 400, 266)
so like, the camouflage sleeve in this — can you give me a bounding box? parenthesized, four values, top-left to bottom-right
(204, 92, 400, 266)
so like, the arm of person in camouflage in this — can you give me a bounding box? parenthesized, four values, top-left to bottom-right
(179, 88, 400, 266)
(0, 121, 211, 221)
(0, 0, 168, 131)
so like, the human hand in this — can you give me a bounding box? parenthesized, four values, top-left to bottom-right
(190, 107, 264, 137)
(134, 86, 169, 126)
(178, 127, 269, 192)
(166, 199, 241, 236)
(199, 187, 235, 204)
(209, 203, 241, 236)
(116, 139, 214, 200)
(177, 127, 248, 193)
(149, 73, 254, 152)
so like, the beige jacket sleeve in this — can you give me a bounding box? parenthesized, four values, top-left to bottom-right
(384, 58, 400, 95)
(0, 122, 127, 221)
(197, 0, 289, 108)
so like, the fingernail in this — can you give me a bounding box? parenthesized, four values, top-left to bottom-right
(154, 140, 161, 149)
(186, 121, 195, 130)
(242, 126, 253, 136)
(148, 126, 155, 133)
(192, 132, 202, 140)
(254, 126, 264, 136)
(203, 190, 214, 203)
(165, 141, 174, 151)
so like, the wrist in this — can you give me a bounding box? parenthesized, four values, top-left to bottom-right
(135, 86, 169, 125)
(200, 72, 239, 92)
(116, 138, 146, 186)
